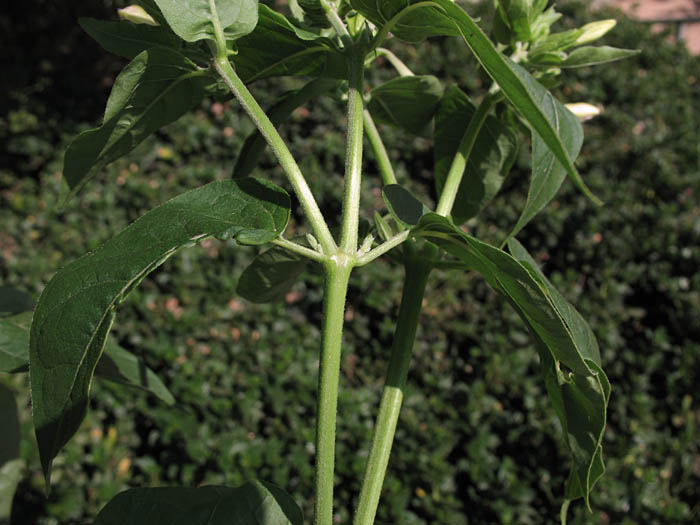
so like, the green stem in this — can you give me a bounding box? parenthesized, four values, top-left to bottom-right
(315, 258, 353, 525)
(363, 110, 397, 186)
(213, 58, 337, 255)
(435, 93, 497, 216)
(353, 243, 436, 525)
(340, 53, 366, 253)
(375, 48, 414, 77)
(368, 1, 445, 51)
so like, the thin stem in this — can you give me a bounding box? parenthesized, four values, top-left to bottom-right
(435, 93, 497, 216)
(320, 0, 352, 45)
(368, 1, 444, 51)
(272, 237, 326, 264)
(375, 48, 415, 77)
(353, 243, 436, 525)
(355, 230, 409, 266)
(213, 58, 337, 255)
(363, 110, 397, 186)
(340, 53, 366, 253)
(315, 258, 353, 525)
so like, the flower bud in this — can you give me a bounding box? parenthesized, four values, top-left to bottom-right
(565, 102, 602, 122)
(118, 5, 159, 26)
(575, 20, 616, 45)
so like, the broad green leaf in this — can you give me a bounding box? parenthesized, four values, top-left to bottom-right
(79, 18, 180, 59)
(434, 85, 518, 224)
(383, 184, 430, 227)
(0, 384, 22, 524)
(413, 214, 596, 376)
(0, 286, 34, 317)
(367, 76, 443, 136)
(64, 48, 210, 194)
(560, 46, 639, 68)
(507, 90, 582, 240)
(233, 5, 345, 84)
(0, 312, 33, 373)
(234, 78, 340, 178)
(237, 247, 308, 304)
(94, 481, 303, 525)
(30, 179, 290, 482)
(153, 0, 258, 43)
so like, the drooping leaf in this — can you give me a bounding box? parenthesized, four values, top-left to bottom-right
(64, 48, 211, 194)
(560, 45, 639, 68)
(234, 78, 340, 178)
(237, 246, 308, 304)
(79, 18, 180, 59)
(0, 384, 23, 524)
(0, 312, 33, 373)
(30, 179, 290, 482)
(233, 5, 346, 84)
(152, 0, 258, 43)
(94, 481, 303, 525)
(383, 184, 431, 227)
(367, 76, 443, 136)
(434, 85, 517, 224)
(0, 286, 35, 318)
(507, 90, 582, 240)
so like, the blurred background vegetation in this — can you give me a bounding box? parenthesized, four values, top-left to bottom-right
(1, 0, 698, 523)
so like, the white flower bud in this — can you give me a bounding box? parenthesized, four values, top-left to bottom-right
(118, 5, 159, 26)
(565, 102, 602, 122)
(576, 20, 616, 45)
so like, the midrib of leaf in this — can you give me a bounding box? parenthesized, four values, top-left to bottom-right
(245, 46, 333, 84)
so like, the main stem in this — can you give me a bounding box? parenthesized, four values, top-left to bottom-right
(315, 258, 353, 525)
(353, 244, 435, 525)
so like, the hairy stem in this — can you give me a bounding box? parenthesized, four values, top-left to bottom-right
(315, 258, 353, 525)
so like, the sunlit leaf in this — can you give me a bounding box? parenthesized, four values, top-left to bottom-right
(560, 46, 639, 68)
(153, 0, 258, 43)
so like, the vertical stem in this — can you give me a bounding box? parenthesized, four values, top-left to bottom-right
(340, 53, 366, 253)
(363, 110, 398, 186)
(353, 244, 435, 525)
(315, 258, 353, 525)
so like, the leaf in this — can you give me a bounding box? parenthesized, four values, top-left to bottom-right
(94, 339, 175, 405)
(367, 76, 444, 136)
(0, 384, 23, 523)
(64, 48, 211, 194)
(30, 178, 290, 482)
(153, 0, 258, 43)
(233, 5, 346, 84)
(0, 459, 23, 524)
(383, 184, 431, 227)
(560, 46, 639, 68)
(507, 90, 582, 240)
(0, 286, 35, 317)
(94, 481, 303, 525)
(79, 18, 180, 59)
(413, 214, 597, 376)
(0, 312, 33, 373)
(237, 247, 308, 304)
(434, 86, 518, 224)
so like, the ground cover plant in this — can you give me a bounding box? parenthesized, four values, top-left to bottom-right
(0, 0, 669, 523)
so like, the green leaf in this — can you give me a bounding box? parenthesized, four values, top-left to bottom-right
(30, 178, 290, 482)
(79, 18, 180, 59)
(0, 384, 23, 524)
(0, 312, 33, 373)
(0, 286, 35, 317)
(94, 481, 303, 525)
(383, 185, 431, 227)
(153, 0, 258, 43)
(507, 91, 582, 240)
(413, 214, 596, 376)
(367, 76, 443, 136)
(0, 460, 23, 524)
(64, 48, 211, 194)
(434, 86, 518, 224)
(237, 246, 308, 303)
(233, 5, 346, 84)
(560, 46, 639, 68)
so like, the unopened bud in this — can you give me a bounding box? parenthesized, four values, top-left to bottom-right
(306, 233, 321, 252)
(118, 5, 159, 26)
(565, 102, 602, 122)
(358, 234, 375, 256)
(576, 20, 616, 45)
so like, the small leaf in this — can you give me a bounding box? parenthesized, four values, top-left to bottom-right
(30, 179, 290, 483)
(507, 91, 582, 240)
(434, 86, 517, 224)
(94, 481, 303, 525)
(383, 185, 431, 227)
(0, 384, 23, 523)
(0, 286, 35, 317)
(153, 0, 258, 43)
(64, 49, 211, 194)
(560, 46, 639, 68)
(237, 246, 308, 303)
(367, 76, 444, 136)
(79, 18, 179, 59)
(0, 312, 33, 373)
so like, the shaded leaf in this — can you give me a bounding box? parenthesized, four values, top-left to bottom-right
(0, 384, 22, 524)
(64, 48, 210, 194)
(94, 481, 303, 525)
(153, 0, 258, 43)
(383, 185, 430, 227)
(507, 90, 582, 240)
(0, 286, 35, 317)
(237, 246, 308, 303)
(79, 18, 180, 59)
(30, 179, 290, 482)
(560, 45, 639, 68)
(367, 76, 443, 136)
(434, 85, 517, 224)
(0, 312, 33, 373)
(0, 459, 23, 525)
